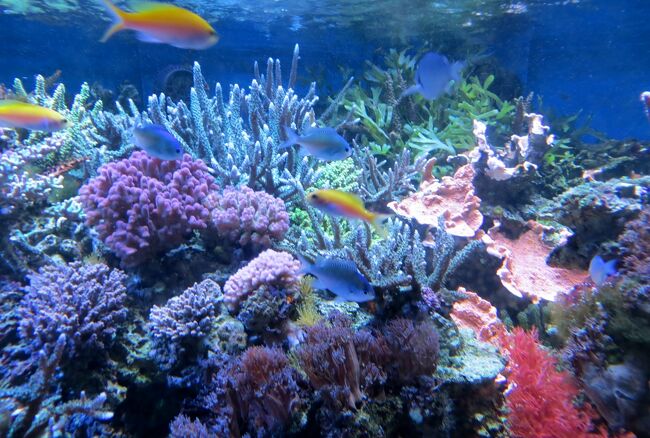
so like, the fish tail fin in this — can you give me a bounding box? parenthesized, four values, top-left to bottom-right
(370, 213, 393, 239)
(296, 254, 313, 276)
(399, 84, 421, 100)
(100, 0, 127, 43)
(605, 259, 618, 276)
(278, 125, 299, 150)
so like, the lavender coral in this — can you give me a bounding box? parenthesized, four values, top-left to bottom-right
(18, 261, 128, 363)
(223, 249, 300, 312)
(206, 185, 289, 249)
(147, 279, 221, 368)
(78, 150, 218, 267)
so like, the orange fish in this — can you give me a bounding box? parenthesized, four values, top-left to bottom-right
(0, 100, 68, 132)
(100, 0, 219, 50)
(306, 189, 390, 237)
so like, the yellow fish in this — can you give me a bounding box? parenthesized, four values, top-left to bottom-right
(100, 0, 219, 50)
(307, 189, 390, 237)
(0, 100, 68, 132)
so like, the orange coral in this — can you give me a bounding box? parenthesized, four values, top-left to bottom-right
(388, 162, 483, 237)
(450, 287, 506, 347)
(481, 221, 587, 302)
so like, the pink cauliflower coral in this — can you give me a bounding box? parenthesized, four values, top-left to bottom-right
(223, 249, 300, 312)
(206, 186, 289, 249)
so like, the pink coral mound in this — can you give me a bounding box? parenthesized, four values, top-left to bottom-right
(223, 249, 300, 312)
(206, 185, 289, 248)
(482, 221, 588, 302)
(450, 287, 506, 347)
(79, 151, 218, 267)
(388, 162, 483, 237)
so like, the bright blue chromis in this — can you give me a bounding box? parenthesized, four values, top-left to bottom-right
(401, 52, 465, 100)
(279, 126, 351, 161)
(589, 255, 617, 286)
(133, 124, 184, 160)
(299, 255, 375, 303)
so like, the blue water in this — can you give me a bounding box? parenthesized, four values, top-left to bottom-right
(1, 0, 649, 139)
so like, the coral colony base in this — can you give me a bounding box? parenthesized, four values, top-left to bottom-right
(0, 43, 649, 438)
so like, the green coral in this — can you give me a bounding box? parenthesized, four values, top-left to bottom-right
(338, 49, 516, 167)
(314, 157, 361, 192)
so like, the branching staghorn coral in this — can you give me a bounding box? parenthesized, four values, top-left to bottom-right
(138, 45, 322, 206)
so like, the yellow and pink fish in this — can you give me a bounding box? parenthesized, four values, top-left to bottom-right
(0, 100, 68, 132)
(100, 0, 219, 50)
(307, 189, 390, 237)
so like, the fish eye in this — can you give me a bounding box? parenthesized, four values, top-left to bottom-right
(310, 193, 319, 200)
(176, 148, 181, 153)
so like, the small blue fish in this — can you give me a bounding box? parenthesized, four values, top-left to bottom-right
(279, 126, 351, 161)
(133, 124, 183, 160)
(589, 255, 617, 286)
(401, 52, 465, 100)
(299, 256, 375, 302)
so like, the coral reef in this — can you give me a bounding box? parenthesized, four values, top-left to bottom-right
(0, 142, 63, 276)
(147, 279, 221, 369)
(389, 161, 483, 237)
(17, 261, 128, 365)
(501, 327, 594, 437)
(223, 249, 301, 312)
(79, 150, 218, 267)
(482, 220, 588, 302)
(205, 185, 289, 250)
(450, 287, 507, 347)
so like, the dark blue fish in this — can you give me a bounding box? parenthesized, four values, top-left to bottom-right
(401, 52, 465, 100)
(299, 255, 375, 302)
(133, 124, 183, 160)
(589, 255, 617, 286)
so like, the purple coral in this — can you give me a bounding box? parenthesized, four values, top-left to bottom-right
(78, 151, 218, 267)
(296, 314, 363, 410)
(223, 249, 300, 312)
(227, 346, 300, 434)
(206, 185, 289, 248)
(383, 318, 440, 382)
(18, 262, 128, 361)
(147, 279, 220, 367)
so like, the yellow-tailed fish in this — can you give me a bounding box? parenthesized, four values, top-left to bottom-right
(307, 189, 389, 237)
(100, 0, 219, 50)
(0, 100, 68, 132)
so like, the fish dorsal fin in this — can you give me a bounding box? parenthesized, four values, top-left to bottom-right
(131, 1, 176, 13)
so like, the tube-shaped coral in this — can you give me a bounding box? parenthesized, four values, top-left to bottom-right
(79, 150, 218, 266)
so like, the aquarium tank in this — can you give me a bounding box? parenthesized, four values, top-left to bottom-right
(0, 0, 649, 436)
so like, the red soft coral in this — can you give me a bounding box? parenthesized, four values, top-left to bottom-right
(501, 327, 592, 438)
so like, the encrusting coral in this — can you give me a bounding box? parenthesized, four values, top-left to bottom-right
(481, 220, 588, 302)
(223, 249, 301, 312)
(388, 161, 483, 237)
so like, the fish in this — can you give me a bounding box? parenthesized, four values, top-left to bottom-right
(306, 189, 389, 236)
(100, 0, 219, 50)
(279, 126, 351, 161)
(401, 52, 465, 100)
(589, 255, 617, 286)
(641, 92, 650, 123)
(0, 99, 68, 132)
(133, 124, 184, 160)
(299, 255, 375, 302)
